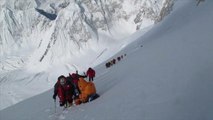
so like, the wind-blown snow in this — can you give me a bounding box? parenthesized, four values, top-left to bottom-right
(0, 0, 213, 120)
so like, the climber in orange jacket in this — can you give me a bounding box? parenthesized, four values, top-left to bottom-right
(74, 77, 99, 105)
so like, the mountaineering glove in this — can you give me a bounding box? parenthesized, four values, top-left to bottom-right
(53, 94, 57, 100)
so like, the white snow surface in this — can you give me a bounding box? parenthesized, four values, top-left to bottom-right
(0, 0, 173, 110)
(1, 0, 213, 120)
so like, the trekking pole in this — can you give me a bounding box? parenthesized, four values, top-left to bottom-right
(54, 99, 56, 113)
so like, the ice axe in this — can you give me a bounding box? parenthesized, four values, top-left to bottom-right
(54, 99, 56, 113)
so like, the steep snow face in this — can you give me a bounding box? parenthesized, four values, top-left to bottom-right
(0, 0, 174, 110)
(0, 0, 173, 70)
(0, 0, 213, 119)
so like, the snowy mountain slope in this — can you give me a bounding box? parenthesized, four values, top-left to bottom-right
(0, 0, 173, 66)
(0, 0, 174, 110)
(1, 0, 213, 120)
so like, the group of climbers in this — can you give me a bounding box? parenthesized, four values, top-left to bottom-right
(52, 67, 99, 108)
(105, 54, 126, 68)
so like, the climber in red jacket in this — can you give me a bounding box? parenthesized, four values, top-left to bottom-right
(86, 67, 96, 82)
(53, 75, 74, 107)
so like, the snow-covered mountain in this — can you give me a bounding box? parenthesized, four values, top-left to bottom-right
(0, 0, 173, 69)
(1, 0, 213, 119)
(0, 0, 174, 110)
